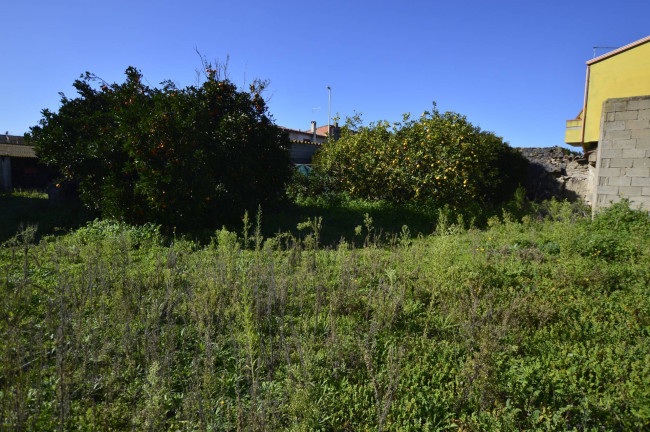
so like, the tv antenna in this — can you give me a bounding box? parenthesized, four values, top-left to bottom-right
(593, 46, 619, 58)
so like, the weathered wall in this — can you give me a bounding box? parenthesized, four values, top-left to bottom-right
(519, 147, 595, 205)
(593, 95, 650, 212)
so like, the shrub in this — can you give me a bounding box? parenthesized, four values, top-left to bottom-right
(29, 65, 292, 231)
(284, 167, 331, 202)
(591, 199, 650, 234)
(575, 199, 650, 261)
(312, 105, 528, 209)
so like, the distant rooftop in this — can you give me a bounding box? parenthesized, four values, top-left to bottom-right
(1, 134, 27, 146)
(279, 126, 327, 137)
(0, 134, 35, 158)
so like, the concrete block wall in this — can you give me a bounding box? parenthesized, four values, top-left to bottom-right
(593, 95, 650, 212)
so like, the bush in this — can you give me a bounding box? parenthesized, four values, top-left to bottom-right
(29, 65, 292, 231)
(284, 167, 331, 202)
(591, 199, 650, 234)
(575, 199, 650, 261)
(312, 105, 528, 209)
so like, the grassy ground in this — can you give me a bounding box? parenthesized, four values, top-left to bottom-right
(0, 190, 94, 243)
(264, 196, 440, 246)
(1, 200, 649, 430)
(0, 189, 507, 248)
(1, 190, 440, 247)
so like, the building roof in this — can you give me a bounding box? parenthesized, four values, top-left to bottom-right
(0, 134, 35, 158)
(315, 125, 331, 135)
(302, 125, 332, 136)
(0, 143, 36, 158)
(0, 134, 27, 145)
(280, 126, 327, 138)
(587, 34, 650, 66)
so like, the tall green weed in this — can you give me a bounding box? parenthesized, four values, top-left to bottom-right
(1, 201, 648, 430)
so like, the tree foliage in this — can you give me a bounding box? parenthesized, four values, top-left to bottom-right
(30, 65, 292, 230)
(313, 105, 528, 208)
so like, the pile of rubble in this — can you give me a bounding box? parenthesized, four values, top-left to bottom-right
(518, 146, 594, 205)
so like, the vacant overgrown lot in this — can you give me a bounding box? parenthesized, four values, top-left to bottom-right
(1, 201, 649, 431)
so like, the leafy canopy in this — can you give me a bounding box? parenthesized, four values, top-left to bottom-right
(30, 65, 292, 230)
(313, 105, 528, 209)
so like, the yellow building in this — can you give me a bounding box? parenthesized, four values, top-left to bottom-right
(565, 35, 650, 150)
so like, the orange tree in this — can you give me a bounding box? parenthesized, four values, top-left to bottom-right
(313, 105, 528, 209)
(29, 66, 292, 230)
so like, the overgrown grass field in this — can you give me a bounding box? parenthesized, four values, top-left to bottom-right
(1, 201, 649, 430)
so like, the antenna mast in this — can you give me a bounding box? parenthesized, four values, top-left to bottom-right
(327, 86, 332, 135)
(593, 46, 619, 58)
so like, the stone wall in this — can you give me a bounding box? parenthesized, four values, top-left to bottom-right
(518, 146, 595, 205)
(593, 95, 650, 212)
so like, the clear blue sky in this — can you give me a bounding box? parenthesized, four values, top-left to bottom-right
(2, 0, 649, 149)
